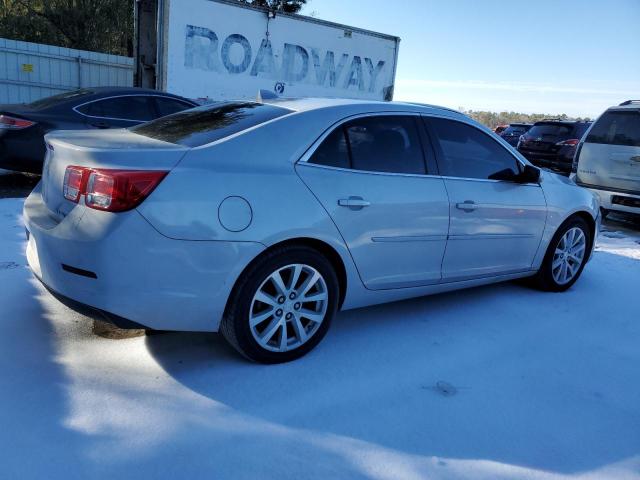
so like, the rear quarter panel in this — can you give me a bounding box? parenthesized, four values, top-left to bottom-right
(136, 108, 370, 307)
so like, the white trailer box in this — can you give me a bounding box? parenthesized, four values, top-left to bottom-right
(148, 0, 399, 101)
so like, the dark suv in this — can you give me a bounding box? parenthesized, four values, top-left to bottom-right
(517, 120, 592, 175)
(499, 123, 532, 146)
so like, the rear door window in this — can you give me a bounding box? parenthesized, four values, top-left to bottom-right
(428, 117, 519, 180)
(308, 128, 350, 169)
(308, 115, 427, 175)
(345, 116, 426, 174)
(79, 96, 155, 122)
(131, 102, 292, 147)
(585, 111, 640, 147)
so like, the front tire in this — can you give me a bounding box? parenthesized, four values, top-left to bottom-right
(220, 246, 339, 363)
(532, 216, 592, 292)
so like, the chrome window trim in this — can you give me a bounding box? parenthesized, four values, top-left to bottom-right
(297, 110, 538, 184)
(297, 160, 440, 179)
(299, 153, 540, 186)
(72, 94, 196, 123)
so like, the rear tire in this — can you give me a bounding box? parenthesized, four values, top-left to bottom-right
(220, 245, 339, 364)
(532, 216, 592, 292)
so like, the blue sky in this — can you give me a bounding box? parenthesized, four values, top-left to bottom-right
(300, 0, 640, 117)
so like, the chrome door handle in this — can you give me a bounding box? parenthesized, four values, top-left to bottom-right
(338, 196, 370, 210)
(456, 200, 478, 212)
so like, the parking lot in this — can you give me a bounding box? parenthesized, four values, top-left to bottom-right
(1, 174, 639, 479)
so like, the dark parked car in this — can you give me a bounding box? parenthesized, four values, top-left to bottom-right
(499, 123, 532, 146)
(0, 87, 197, 173)
(517, 120, 592, 175)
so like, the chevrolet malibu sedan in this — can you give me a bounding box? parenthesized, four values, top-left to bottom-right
(24, 98, 600, 363)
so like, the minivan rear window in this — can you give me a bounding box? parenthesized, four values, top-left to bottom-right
(131, 102, 292, 147)
(585, 111, 640, 147)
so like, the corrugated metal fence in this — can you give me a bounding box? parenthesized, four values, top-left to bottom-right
(0, 37, 134, 104)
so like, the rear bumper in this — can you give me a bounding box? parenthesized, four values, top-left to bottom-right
(36, 276, 149, 329)
(24, 184, 265, 332)
(584, 186, 640, 215)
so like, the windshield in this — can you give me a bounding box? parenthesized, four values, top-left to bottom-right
(131, 102, 292, 147)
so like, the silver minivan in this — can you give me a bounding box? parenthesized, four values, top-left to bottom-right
(573, 100, 640, 216)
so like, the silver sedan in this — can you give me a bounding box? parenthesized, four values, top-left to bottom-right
(24, 98, 600, 363)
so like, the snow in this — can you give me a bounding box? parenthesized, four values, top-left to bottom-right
(1, 196, 639, 480)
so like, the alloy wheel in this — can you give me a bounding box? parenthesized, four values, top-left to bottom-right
(552, 227, 587, 285)
(249, 264, 329, 352)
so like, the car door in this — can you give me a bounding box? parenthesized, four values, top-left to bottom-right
(296, 114, 450, 290)
(424, 116, 547, 281)
(77, 95, 156, 128)
(576, 109, 640, 193)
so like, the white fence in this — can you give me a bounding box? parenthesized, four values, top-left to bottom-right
(0, 37, 134, 104)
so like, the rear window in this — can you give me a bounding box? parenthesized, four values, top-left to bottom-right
(585, 111, 640, 147)
(29, 89, 93, 110)
(131, 102, 292, 147)
(527, 123, 572, 139)
(502, 125, 530, 135)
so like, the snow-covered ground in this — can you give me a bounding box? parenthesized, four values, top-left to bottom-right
(1, 196, 639, 480)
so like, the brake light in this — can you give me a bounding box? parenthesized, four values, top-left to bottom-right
(556, 138, 579, 147)
(62, 166, 167, 211)
(0, 114, 36, 129)
(63, 166, 88, 202)
(571, 142, 584, 174)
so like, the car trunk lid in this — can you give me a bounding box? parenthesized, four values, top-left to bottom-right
(41, 128, 188, 220)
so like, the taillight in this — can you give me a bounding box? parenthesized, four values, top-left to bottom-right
(63, 166, 167, 212)
(571, 142, 584, 174)
(0, 114, 36, 129)
(63, 166, 88, 202)
(556, 138, 579, 147)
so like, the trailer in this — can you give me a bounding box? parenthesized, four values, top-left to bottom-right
(134, 0, 400, 102)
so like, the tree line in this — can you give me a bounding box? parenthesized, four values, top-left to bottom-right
(462, 109, 592, 129)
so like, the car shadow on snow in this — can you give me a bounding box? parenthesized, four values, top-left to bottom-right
(0, 210, 97, 477)
(145, 251, 640, 477)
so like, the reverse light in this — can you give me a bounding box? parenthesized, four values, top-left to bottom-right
(0, 114, 36, 129)
(556, 138, 580, 147)
(62, 166, 167, 211)
(63, 166, 88, 202)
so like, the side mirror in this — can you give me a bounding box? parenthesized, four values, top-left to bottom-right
(519, 164, 541, 184)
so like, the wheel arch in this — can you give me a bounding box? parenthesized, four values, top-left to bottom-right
(553, 210, 597, 261)
(225, 237, 348, 316)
